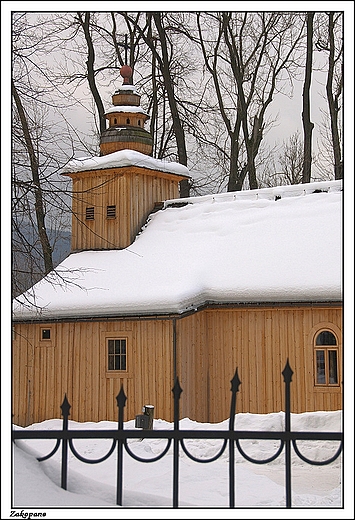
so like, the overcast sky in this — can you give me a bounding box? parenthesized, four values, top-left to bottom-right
(4, 3, 353, 170)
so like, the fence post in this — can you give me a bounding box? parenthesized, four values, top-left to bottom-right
(282, 359, 294, 508)
(228, 368, 241, 508)
(142, 405, 154, 430)
(60, 394, 71, 490)
(172, 378, 183, 508)
(116, 385, 127, 506)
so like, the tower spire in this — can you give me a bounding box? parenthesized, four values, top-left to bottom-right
(99, 64, 153, 156)
(120, 64, 133, 85)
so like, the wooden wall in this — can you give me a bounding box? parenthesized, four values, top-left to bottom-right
(68, 166, 182, 251)
(176, 306, 342, 423)
(12, 319, 174, 427)
(12, 305, 342, 427)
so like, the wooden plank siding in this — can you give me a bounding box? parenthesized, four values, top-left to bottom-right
(12, 305, 342, 427)
(175, 305, 342, 423)
(12, 319, 174, 427)
(67, 167, 183, 252)
(176, 312, 209, 421)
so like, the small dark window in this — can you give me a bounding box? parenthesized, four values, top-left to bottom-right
(114, 118, 117, 125)
(108, 339, 127, 371)
(86, 207, 94, 220)
(138, 120, 141, 126)
(328, 350, 338, 384)
(315, 350, 326, 384)
(107, 205, 116, 219)
(41, 329, 51, 340)
(126, 118, 130, 124)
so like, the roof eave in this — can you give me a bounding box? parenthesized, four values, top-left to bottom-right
(12, 299, 343, 324)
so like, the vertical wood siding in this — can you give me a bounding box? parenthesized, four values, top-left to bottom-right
(12, 306, 342, 427)
(12, 319, 174, 426)
(175, 306, 342, 423)
(69, 167, 181, 251)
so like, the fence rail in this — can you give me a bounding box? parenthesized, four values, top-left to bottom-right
(12, 359, 343, 508)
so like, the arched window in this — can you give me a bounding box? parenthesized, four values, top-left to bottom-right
(314, 330, 339, 386)
(126, 118, 130, 124)
(138, 119, 141, 126)
(114, 118, 117, 125)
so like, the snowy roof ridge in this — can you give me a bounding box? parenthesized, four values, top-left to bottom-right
(62, 149, 190, 177)
(114, 84, 139, 93)
(164, 179, 343, 209)
(104, 105, 147, 115)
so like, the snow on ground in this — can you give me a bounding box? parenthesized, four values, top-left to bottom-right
(5, 409, 352, 519)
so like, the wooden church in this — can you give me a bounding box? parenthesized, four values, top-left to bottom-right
(12, 66, 343, 427)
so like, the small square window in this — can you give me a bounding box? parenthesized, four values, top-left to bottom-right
(41, 329, 51, 340)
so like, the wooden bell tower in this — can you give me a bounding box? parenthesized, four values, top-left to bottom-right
(62, 65, 190, 252)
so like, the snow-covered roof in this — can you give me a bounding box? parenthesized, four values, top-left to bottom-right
(61, 149, 190, 177)
(105, 105, 147, 115)
(13, 180, 342, 321)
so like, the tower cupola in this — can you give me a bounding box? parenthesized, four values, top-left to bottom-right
(62, 63, 190, 253)
(100, 65, 153, 156)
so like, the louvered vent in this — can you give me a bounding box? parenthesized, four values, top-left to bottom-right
(86, 207, 94, 220)
(107, 205, 116, 218)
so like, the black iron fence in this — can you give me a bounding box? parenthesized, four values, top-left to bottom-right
(12, 360, 343, 508)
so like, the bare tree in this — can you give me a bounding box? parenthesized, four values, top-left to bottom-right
(302, 12, 315, 183)
(12, 80, 54, 276)
(11, 13, 82, 297)
(194, 12, 305, 191)
(277, 131, 304, 185)
(120, 11, 192, 196)
(75, 12, 107, 135)
(150, 12, 188, 170)
(315, 12, 343, 180)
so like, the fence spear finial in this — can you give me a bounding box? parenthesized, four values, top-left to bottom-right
(116, 384, 127, 409)
(61, 394, 71, 419)
(282, 359, 294, 383)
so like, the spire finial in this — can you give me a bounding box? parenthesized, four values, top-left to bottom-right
(120, 64, 132, 85)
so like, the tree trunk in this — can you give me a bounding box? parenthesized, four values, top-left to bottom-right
(12, 81, 54, 275)
(78, 12, 106, 135)
(152, 14, 188, 168)
(152, 13, 189, 197)
(326, 12, 343, 180)
(302, 12, 315, 184)
(227, 138, 240, 192)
